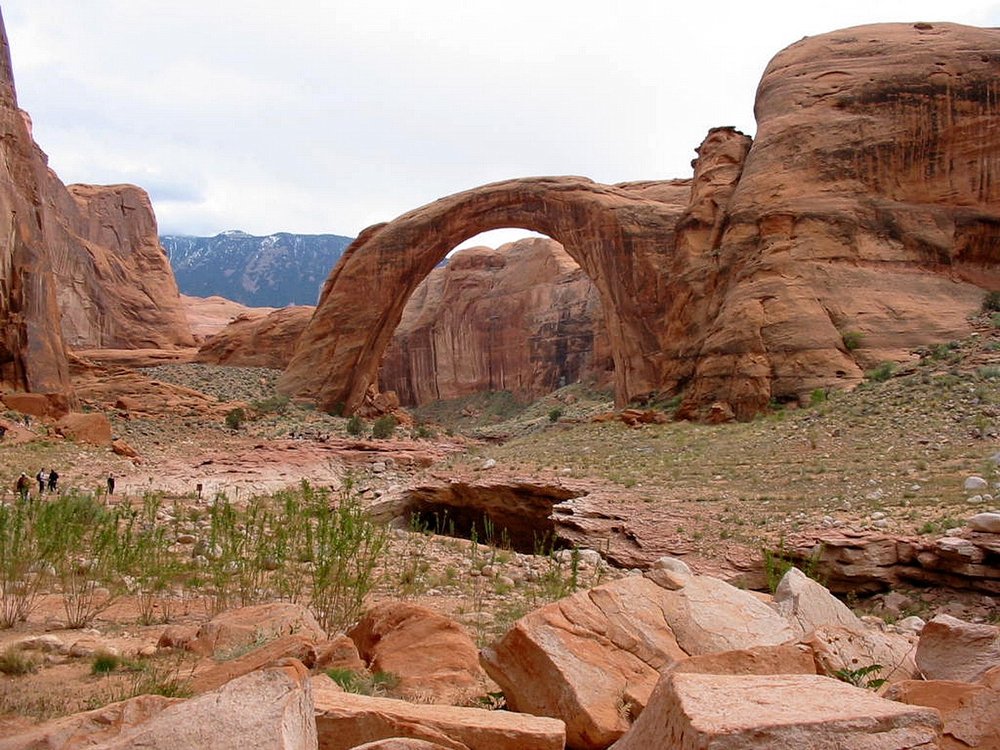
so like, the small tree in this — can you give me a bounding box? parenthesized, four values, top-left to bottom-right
(371, 415, 397, 440)
(345, 415, 364, 437)
(225, 408, 245, 430)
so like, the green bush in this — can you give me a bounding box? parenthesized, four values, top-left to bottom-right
(224, 407, 245, 430)
(345, 415, 364, 437)
(866, 362, 896, 383)
(91, 651, 121, 675)
(547, 408, 564, 423)
(250, 394, 290, 415)
(809, 388, 827, 406)
(982, 290, 1000, 312)
(841, 331, 863, 351)
(371, 415, 397, 439)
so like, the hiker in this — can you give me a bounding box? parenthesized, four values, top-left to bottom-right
(15, 473, 29, 501)
(107, 474, 115, 495)
(47, 469, 58, 494)
(36, 469, 46, 495)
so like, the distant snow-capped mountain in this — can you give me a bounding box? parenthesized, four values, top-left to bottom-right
(161, 231, 353, 307)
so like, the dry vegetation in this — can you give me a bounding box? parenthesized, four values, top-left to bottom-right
(1, 316, 998, 727)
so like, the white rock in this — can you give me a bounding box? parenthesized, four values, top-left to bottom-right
(652, 556, 692, 576)
(964, 475, 989, 492)
(895, 616, 926, 634)
(481, 458, 497, 470)
(968, 511, 1000, 533)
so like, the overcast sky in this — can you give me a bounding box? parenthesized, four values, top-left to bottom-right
(4, 1, 1000, 247)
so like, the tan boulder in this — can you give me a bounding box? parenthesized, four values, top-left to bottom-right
(187, 602, 325, 658)
(2, 392, 69, 419)
(481, 575, 687, 749)
(671, 642, 817, 677)
(885, 666, 1000, 749)
(312, 675, 564, 750)
(348, 601, 486, 704)
(610, 672, 941, 749)
(481, 572, 794, 750)
(190, 633, 317, 693)
(96, 661, 316, 750)
(803, 624, 919, 687)
(916, 614, 1000, 683)
(348, 740, 453, 750)
(0, 695, 181, 750)
(111, 438, 140, 459)
(315, 633, 367, 673)
(54, 412, 113, 446)
(773, 566, 863, 637)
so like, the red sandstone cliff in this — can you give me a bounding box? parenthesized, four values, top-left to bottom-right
(0, 10, 192, 412)
(379, 238, 612, 405)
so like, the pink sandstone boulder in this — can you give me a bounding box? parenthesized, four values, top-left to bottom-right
(187, 602, 325, 658)
(311, 675, 565, 750)
(481, 571, 795, 750)
(348, 740, 453, 750)
(348, 601, 487, 705)
(803, 624, 919, 687)
(885, 666, 1000, 750)
(915, 614, 1000, 683)
(772, 566, 864, 636)
(54, 412, 113, 446)
(610, 672, 942, 749)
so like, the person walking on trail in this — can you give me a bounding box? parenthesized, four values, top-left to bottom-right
(107, 474, 115, 496)
(35, 469, 46, 495)
(47, 469, 58, 494)
(16, 473, 30, 501)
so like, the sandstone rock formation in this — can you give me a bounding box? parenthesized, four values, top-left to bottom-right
(609, 672, 941, 750)
(186, 602, 326, 657)
(0, 10, 193, 410)
(347, 602, 487, 705)
(312, 675, 566, 750)
(281, 23, 1000, 420)
(0, 9, 73, 408)
(915, 614, 1000, 683)
(196, 305, 312, 368)
(379, 238, 611, 406)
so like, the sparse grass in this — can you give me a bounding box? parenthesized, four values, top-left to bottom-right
(0, 646, 39, 676)
(326, 668, 399, 696)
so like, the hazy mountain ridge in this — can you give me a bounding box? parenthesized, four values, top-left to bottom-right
(161, 230, 353, 307)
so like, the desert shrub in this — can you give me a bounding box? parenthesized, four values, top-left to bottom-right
(834, 663, 886, 690)
(91, 651, 121, 675)
(547, 407, 564, 423)
(371, 415, 397, 439)
(326, 668, 398, 696)
(413, 423, 435, 439)
(345, 415, 364, 437)
(809, 388, 827, 406)
(841, 330, 863, 351)
(981, 290, 1000, 312)
(0, 646, 38, 675)
(224, 407, 245, 430)
(866, 362, 896, 383)
(307, 483, 389, 632)
(250, 393, 290, 415)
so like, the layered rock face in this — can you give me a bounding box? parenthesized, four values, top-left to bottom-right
(0, 11, 192, 410)
(379, 238, 612, 406)
(196, 305, 312, 368)
(282, 22, 1000, 419)
(0, 10, 73, 408)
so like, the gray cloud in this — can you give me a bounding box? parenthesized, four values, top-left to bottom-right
(5, 1, 999, 241)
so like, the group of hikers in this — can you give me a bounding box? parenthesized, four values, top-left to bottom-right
(13, 471, 116, 501)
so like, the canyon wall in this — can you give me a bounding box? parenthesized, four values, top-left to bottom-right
(378, 238, 612, 405)
(281, 22, 1000, 420)
(0, 9, 192, 410)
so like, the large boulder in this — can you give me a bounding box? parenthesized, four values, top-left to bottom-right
(481, 572, 795, 750)
(915, 614, 1000, 682)
(610, 672, 942, 749)
(187, 602, 326, 658)
(886, 666, 1000, 750)
(312, 675, 565, 750)
(54, 412, 113, 446)
(772, 566, 863, 636)
(0, 695, 181, 750)
(803, 624, 919, 687)
(0, 663, 315, 750)
(348, 601, 487, 704)
(190, 633, 317, 693)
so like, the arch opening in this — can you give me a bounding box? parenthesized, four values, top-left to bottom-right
(377, 228, 615, 409)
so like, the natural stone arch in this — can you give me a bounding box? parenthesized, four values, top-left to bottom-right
(278, 176, 688, 413)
